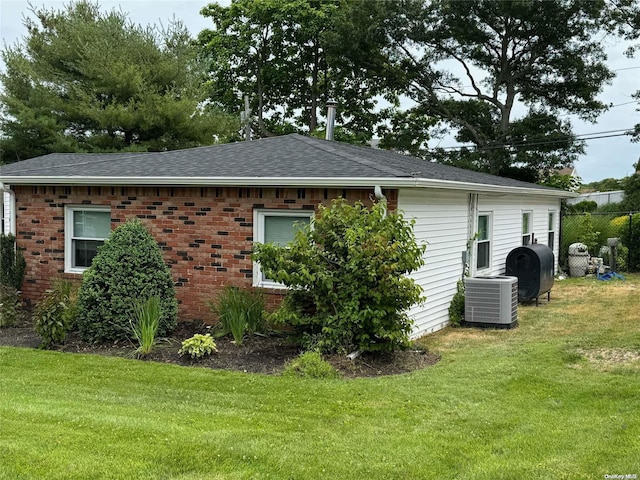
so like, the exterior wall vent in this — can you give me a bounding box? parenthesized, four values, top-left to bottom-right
(463, 276, 518, 329)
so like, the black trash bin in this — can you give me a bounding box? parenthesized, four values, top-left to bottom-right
(505, 244, 554, 305)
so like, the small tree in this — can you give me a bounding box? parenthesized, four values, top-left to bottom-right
(0, 234, 26, 291)
(76, 219, 178, 343)
(252, 199, 426, 353)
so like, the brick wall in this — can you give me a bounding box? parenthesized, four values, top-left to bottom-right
(13, 185, 398, 322)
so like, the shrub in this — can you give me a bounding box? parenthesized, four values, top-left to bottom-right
(448, 280, 466, 327)
(207, 286, 265, 345)
(0, 285, 22, 327)
(253, 199, 426, 354)
(54, 279, 80, 331)
(567, 200, 597, 214)
(283, 351, 340, 379)
(562, 213, 600, 258)
(33, 280, 78, 348)
(0, 234, 26, 290)
(619, 215, 640, 272)
(76, 219, 178, 343)
(130, 296, 161, 357)
(178, 333, 217, 359)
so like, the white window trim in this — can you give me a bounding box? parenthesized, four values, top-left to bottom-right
(252, 209, 314, 288)
(476, 212, 492, 273)
(64, 205, 111, 274)
(522, 210, 533, 245)
(548, 210, 557, 250)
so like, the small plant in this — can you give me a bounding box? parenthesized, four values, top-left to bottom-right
(0, 285, 23, 327)
(178, 334, 217, 359)
(283, 351, 340, 379)
(33, 279, 79, 348)
(448, 279, 466, 327)
(34, 291, 66, 348)
(54, 279, 79, 331)
(207, 286, 265, 345)
(130, 296, 161, 357)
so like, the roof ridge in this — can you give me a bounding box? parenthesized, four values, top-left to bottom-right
(290, 135, 412, 178)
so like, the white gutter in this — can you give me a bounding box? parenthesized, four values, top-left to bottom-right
(1, 175, 578, 198)
(0, 181, 16, 236)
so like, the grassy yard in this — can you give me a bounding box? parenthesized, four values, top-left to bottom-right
(1, 275, 639, 479)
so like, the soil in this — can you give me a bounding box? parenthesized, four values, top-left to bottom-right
(0, 318, 440, 378)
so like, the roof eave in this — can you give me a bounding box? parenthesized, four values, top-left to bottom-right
(1, 175, 578, 198)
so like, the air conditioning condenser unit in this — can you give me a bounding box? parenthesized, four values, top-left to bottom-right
(463, 276, 518, 329)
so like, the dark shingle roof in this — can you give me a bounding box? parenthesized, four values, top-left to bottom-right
(0, 133, 566, 194)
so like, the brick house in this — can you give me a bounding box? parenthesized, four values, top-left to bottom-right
(0, 134, 575, 336)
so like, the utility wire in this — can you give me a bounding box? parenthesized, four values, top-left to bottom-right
(437, 129, 635, 152)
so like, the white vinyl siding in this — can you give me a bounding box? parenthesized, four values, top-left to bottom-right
(477, 195, 561, 276)
(398, 188, 469, 337)
(253, 210, 313, 288)
(1, 192, 10, 234)
(64, 205, 111, 273)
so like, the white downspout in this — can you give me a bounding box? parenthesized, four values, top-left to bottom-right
(0, 182, 16, 236)
(374, 185, 387, 218)
(467, 193, 479, 277)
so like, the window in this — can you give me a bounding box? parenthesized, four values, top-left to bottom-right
(548, 211, 556, 251)
(522, 211, 532, 245)
(476, 213, 491, 271)
(253, 210, 313, 287)
(65, 206, 111, 273)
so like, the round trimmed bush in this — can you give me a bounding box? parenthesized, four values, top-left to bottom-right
(76, 219, 178, 343)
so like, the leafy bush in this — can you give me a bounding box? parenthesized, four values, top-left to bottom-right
(619, 215, 640, 272)
(54, 278, 80, 331)
(448, 280, 466, 327)
(0, 234, 26, 290)
(567, 200, 597, 214)
(33, 280, 78, 348)
(562, 213, 600, 258)
(130, 296, 161, 357)
(253, 199, 426, 354)
(76, 219, 178, 343)
(282, 351, 340, 379)
(207, 286, 265, 345)
(0, 285, 22, 327)
(178, 334, 217, 359)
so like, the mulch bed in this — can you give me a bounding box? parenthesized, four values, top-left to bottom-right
(0, 319, 440, 378)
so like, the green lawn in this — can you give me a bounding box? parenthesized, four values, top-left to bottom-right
(1, 276, 639, 479)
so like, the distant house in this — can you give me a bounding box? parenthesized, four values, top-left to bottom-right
(0, 134, 576, 336)
(556, 166, 579, 178)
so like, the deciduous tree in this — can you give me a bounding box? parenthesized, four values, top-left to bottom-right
(357, 0, 616, 179)
(196, 0, 391, 141)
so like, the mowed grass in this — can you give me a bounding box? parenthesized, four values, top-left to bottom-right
(1, 276, 639, 479)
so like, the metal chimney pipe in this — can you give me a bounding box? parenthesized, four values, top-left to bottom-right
(325, 100, 337, 141)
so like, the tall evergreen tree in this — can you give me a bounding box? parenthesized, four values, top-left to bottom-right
(0, 1, 237, 164)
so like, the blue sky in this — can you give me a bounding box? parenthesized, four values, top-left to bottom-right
(1, 0, 638, 183)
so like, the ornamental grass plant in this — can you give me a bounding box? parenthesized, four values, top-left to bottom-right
(130, 296, 161, 357)
(207, 286, 265, 345)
